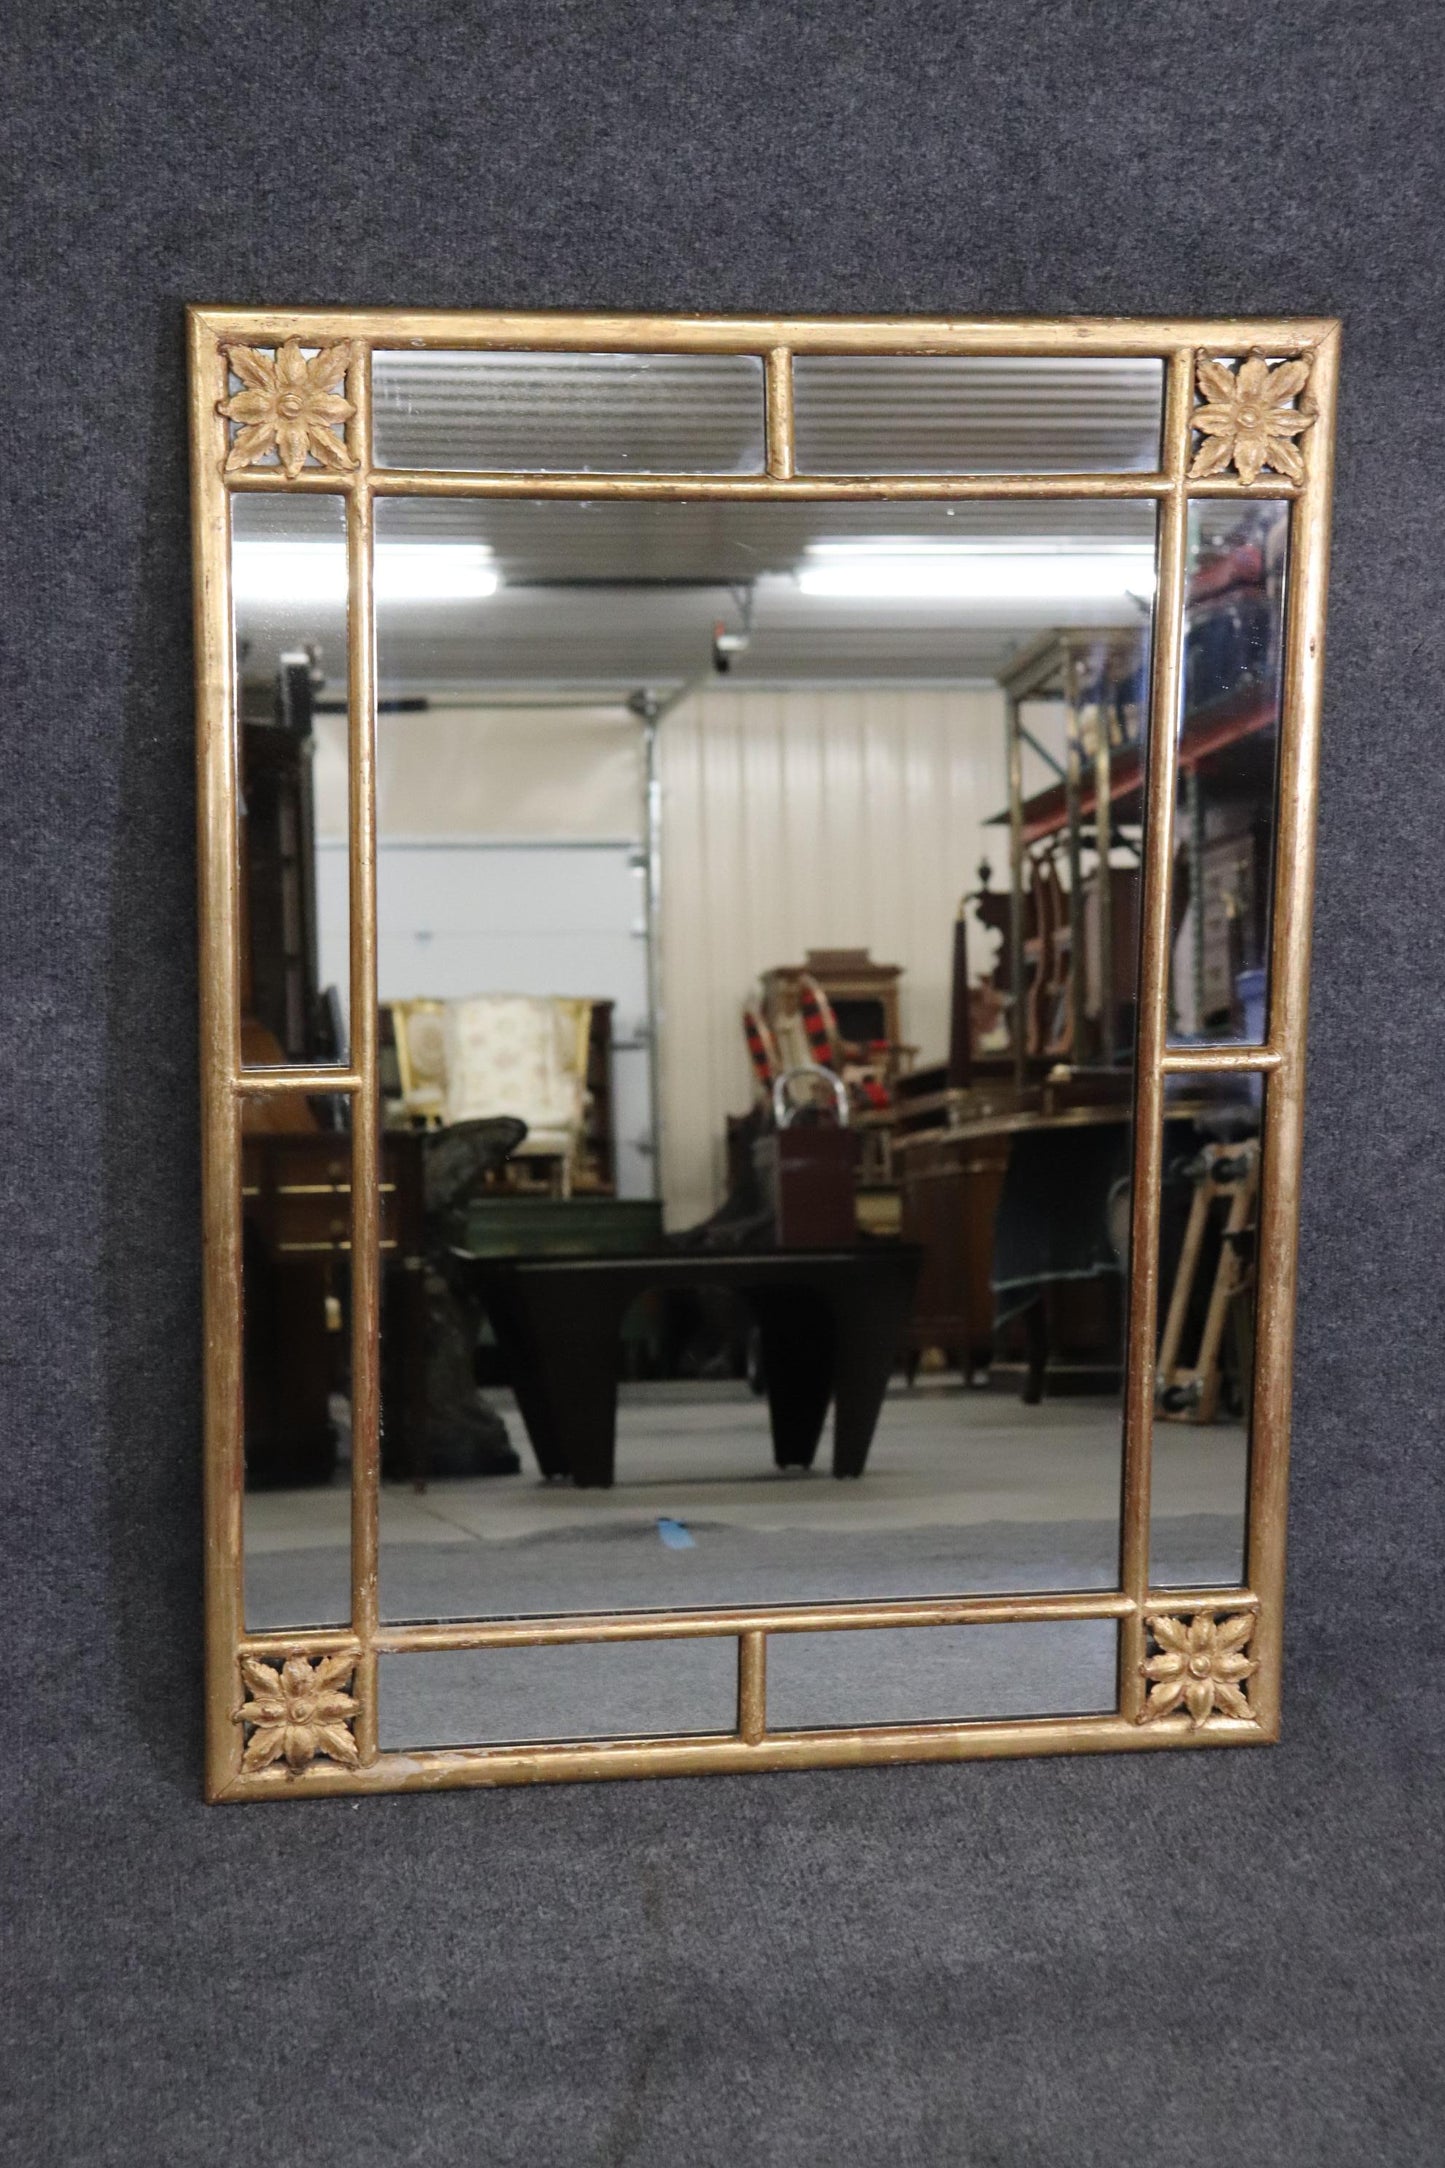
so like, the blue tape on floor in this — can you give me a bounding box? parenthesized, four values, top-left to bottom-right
(656, 1518, 696, 1549)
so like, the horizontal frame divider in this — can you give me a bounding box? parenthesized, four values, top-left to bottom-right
(223, 465, 1299, 502)
(1159, 1045, 1281, 1074)
(376, 1593, 1132, 1648)
(235, 1586, 1258, 1660)
(239, 1595, 1129, 1658)
(234, 1068, 363, 1096)
(239, 1628, 362, 1658)
(369, 470, 1175, 501)
(1141, 1586, 1259, 1614)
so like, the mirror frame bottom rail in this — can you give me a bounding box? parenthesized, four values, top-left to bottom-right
(193, 306, 1337, 1802)
(218, 1714, 1270, 1804)
(217, 1586, 1265, 1802)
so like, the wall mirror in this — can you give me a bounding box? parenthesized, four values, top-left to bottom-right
(189, 309, 1337, 1800)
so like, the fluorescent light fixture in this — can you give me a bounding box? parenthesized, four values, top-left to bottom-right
(232, 541, 500, 607)
(795, 542, 1155, 602)
(376, 544, 500, 603)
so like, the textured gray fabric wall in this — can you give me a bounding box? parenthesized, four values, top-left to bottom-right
(3, 4, 1442, 2161)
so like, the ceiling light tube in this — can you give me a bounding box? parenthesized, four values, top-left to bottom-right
(232, 541, 500, 607)
(795, 544, 1156, 603)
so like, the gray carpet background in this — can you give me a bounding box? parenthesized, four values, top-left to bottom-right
(3, 4, 1443, 2161)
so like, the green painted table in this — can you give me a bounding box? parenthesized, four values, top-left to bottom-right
(459, 1196, 664, 1258)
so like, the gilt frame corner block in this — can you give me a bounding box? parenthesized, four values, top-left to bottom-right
(188, 307, 1340, 1803)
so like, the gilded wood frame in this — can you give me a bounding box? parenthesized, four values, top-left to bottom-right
(189, 308, 1339, 1801)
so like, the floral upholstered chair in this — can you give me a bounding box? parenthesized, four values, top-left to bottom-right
(390, 998, 450, 1125)
(442, 994, 592, 1194)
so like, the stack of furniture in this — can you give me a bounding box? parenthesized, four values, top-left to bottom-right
(240, 659, 332, 1065)
(994, 628, 1149, 1074)
(756, 950, 914, 1215)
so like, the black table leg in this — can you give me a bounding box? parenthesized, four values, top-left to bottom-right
(398, 1258, 429, 1491)
(479, 1280, 572, 1480)
(470, 1252, 921, 1490)
(1021, 1296, 1048, 1406)
(747, 1287, 834, 1470)
(829, 1268, 917, 1478)
(513, 1278, 629, 1488)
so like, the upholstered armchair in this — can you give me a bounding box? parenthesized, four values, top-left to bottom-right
(390, 998, 450, 1125)
(442, 994, 592, 1194)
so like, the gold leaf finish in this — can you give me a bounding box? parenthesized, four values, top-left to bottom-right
(189, 309, 1339, 1799)
(236, 1653, 360, 1772)
(1139, 1613, 1258, 1725)
(1189, 351, 1313, 484)
(219, 339, 356, 479)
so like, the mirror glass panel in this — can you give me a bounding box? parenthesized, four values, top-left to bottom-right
(231, 491, 351, 1068)
(229, 351, 1290, 1742)
(1148, 503, 1287, 1586)
(360, 481, 1154, 1664)
(792, 355, 1164, 473)
(1169, 501, 1287, 1047)
(379, 1642, 736, 1750)
(373, 349, 766, 474)
(239, 1094, 353, 1629)
(1149, 1074, 1266, 1589)
(765, 1621, 1118, 1729)
(233, 493, 357, 1631)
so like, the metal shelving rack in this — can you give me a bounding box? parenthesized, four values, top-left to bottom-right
(997, 628, 1280, 1078)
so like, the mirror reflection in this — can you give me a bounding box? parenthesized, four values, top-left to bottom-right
(1170, 501, 1286, 1046)
(232, 356, 1284, 1737)
(1149, 502, 1286, 1586)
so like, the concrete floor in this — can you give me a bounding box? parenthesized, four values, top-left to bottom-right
(245, 1377, 1248, 1625)
(243, 1380, 1248, 1745)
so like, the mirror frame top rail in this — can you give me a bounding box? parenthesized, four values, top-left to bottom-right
(190, 308, 1339, 1802)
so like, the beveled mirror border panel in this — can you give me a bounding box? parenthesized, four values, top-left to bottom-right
(189, 309, 1339, 1802)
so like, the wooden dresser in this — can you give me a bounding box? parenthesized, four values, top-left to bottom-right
(241, 1130, 425, 1486)
(896, 1127, 1010, 1380)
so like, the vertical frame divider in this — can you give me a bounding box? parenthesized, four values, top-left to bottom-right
(764, 348, 795, 478)
(192, 311, 245, 1799)
(1006, 690, 1026, 1088)
(738, 1632, 767, 1743)
(1117, 347, 1194, 1718)
(1063, 654, 1086, 1057)
(1094, 667, 1116, 1064)
(345, 346, 382, 1760)
(1245, 328, 1340, 1734)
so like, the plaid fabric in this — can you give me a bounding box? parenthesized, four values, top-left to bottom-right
(741, 1006, 779, 1091)
(797, 974, 841, 1068)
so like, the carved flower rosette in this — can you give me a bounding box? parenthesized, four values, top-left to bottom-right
(237, 1653, 360, 1773)
(219, 338, 357, 479)
(1190, 351, 1313, 484)
(1139, 1612, 1258, 1725)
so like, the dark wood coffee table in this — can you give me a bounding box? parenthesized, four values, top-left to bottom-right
(461, 1247, 921, 1488)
